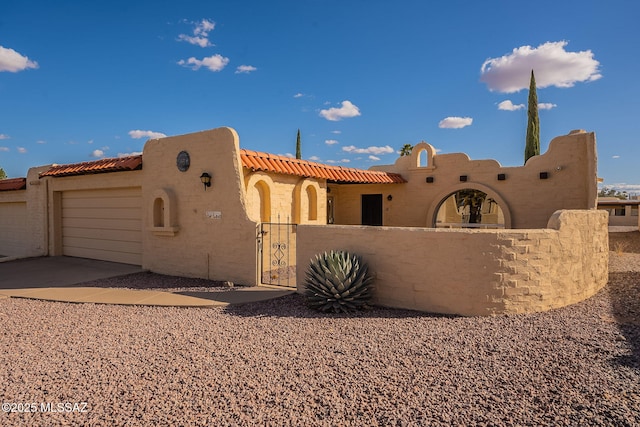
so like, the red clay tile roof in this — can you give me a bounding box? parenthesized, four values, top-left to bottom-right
(36, 149, 405, 184)
(39, 155, 143, 178)
(0, 177, 27, 191)
(239, 149, 406, 184)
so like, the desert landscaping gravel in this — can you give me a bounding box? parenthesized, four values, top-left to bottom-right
(1, 233, 639, 426)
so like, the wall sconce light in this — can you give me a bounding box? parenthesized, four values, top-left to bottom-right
(426, 176, 434, 183)
(387, 195, 393, 201)
(459, 175, 468, 182)
(497, 173, 506, 181)
(200, 172, 212, 190)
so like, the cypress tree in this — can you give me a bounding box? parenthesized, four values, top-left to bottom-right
(296, 129, 301, 159)
(524, 70, 540, 164)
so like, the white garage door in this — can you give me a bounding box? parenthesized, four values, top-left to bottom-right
(62, 188, 142, 265)
(0, 202, 28, 257)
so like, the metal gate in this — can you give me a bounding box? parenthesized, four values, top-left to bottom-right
(258, 220, 297, 288)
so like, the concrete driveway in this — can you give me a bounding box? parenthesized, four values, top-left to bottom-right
(0, 256, 294, 307)
(0, 256, 145, 289)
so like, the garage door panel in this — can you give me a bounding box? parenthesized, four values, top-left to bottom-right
(63, 207, 142, 220)
(63, 236, 142, 254)
(0, 202, 28, 257)
(62, 217, 141, 232)
(62, 196, 141, 209)
(63, 247, 142, 265)
(63, 227, 141, 243)
(61, 187, 142, 265)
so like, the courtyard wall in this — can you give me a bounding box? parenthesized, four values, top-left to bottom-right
(296, 209, 609, 316)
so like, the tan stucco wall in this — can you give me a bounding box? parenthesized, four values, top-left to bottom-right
(296, 209, 608, 316)
(142, 127, 259, 285)
(0, 166, 51, 259)
(357, 130, 598, 229)
(244, 171, 326, 225)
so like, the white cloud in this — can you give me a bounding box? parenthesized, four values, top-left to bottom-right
(177, 19, 215, 47)
(87, 139, 94, 144)
(0, 45, 38, 72)
(0, 146, 9, 152)
(235, 65, 257, 74)
(325, 139, 339, 145)
(326, 159, 351, 164)
(177, 35, 211, 48)
(438, 117, 473, 129)
(342, 145, 394, 155)
(0, 134, 10, 140)
(128, 130, 167, 139)
(36, 140, 46, 144)
(118, 151, 143, 157)
(331, 130, 341, 134)
(612, 155, 620, 159)
(319, 100, 361, 121)
(601, 183, 640, 194)
(17, 147, 27, 154)
(480, 41, 602, 93)
(538, 102, 557, 110)
(178, 54, 229, 72)
(293, 93, 304, 98)
(309, 156, 321, 161)
(498, 100, 524, 111)
(368, 155, 381, 161)
(90, 149, 105, 158)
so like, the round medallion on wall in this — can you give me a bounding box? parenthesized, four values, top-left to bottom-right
(176, 151, 190, 172)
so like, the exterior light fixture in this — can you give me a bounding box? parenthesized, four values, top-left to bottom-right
(200, 172, 212, 190)
(459, 175, 468, 182)
(426, 176, 434, 183)
(497, 173, 506, 181)
(387, 195, 393, 201)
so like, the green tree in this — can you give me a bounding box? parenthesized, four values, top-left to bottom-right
(399, 143, 413, 156)
(524, 70, 540, 164)
(296, 129, 301, 159)
(0, 168, 6, 180)
(598, 187, 629, 200)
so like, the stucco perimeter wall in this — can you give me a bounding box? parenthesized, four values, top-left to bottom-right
(0, 166, 50, 259)
(296, 209, 608, 316)
(142, 127, 259, 285)
(365, 130, 598, 229)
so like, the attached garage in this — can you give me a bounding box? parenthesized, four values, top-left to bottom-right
(0, 202, 28, 257)
(61, 188, 142, 265)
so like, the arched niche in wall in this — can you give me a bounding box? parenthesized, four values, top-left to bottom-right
(411, 141, 436, 169)
(245, 173, 273, 223)
(292, 180, 321, 224)
(149, 188, 179, 236)
(427, 183, 511, 229)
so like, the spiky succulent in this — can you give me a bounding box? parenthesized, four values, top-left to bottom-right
(304, 250, 373, 313)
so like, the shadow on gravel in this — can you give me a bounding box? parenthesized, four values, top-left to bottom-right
(607, 272, 640, 370)
(222, 293, 457, 320)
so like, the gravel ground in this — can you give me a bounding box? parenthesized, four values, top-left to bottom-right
(1, 235, 639, 426)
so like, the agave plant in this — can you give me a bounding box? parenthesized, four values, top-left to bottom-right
(304, 250, 374, 313)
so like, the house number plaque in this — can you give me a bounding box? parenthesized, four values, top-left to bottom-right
(176, 151, 190, 172)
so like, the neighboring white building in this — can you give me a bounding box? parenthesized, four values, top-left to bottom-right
(597, 197, 640, 227)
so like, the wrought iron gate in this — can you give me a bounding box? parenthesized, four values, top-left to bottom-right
(258, 220, 297, 288)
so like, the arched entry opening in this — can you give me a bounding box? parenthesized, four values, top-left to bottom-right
(433, 188, 506, 229)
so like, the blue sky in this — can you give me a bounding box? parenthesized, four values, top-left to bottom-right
(1, 0, 638, 193)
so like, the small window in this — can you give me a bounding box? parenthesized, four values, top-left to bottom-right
(614, 207, 626, 216)
(631, 206, 638, 217)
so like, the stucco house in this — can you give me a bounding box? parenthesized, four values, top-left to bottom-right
(0, 127, 608, 316)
